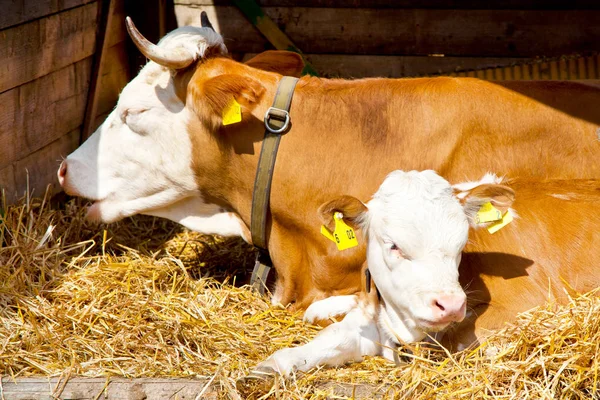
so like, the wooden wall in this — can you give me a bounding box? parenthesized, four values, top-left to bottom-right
(0, 0, 129, 204)
(174, 0, 600, 78)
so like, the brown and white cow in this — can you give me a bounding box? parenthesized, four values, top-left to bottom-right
(253, 172, 600, 376)
(58, 18, 600, 310)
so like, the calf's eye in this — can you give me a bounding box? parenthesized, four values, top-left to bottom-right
(389, 243, 411, 260)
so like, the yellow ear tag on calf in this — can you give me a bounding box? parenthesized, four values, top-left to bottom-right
(222, 98, 242, 125)
(487, 209, 514, 234)
(476, 202, 503, 224)
(320, 212, 359, 251)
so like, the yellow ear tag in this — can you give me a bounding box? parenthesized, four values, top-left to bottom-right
(222, 98, 242, 126)
(476, 202, 502, 224)
(487, 210, 514, 234)
(320, 212, 359, 251)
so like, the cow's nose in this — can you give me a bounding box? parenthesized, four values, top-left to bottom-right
(430, 293, 467, 323)
(57, 160, 67, 186)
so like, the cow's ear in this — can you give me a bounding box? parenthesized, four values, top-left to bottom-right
(318, 195, 368, 232)
(244, 51, 305, 77)
(191, 74, 266, 126)
(455, 183, 515, 226)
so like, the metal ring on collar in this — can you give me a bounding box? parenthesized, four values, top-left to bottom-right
(264, 107, 290, 134)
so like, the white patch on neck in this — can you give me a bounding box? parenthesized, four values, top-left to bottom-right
(144, 196, 248, 240)
(377, 299, 425, 345)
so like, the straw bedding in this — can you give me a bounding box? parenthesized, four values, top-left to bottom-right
(1, 189, 599, 399)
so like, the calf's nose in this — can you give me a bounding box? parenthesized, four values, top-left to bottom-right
(57, 160, 67, 186)
(431, 293, 467, 323)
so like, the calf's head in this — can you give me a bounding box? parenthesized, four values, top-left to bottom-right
(57, 16, 303, 237)
(319, 170, 515, 343)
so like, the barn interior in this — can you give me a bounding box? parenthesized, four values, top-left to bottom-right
(1, 1, 599, 398)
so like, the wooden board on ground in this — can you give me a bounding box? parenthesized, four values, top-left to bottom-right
(175, 5, 600, 57)
(0, 376, 387, 399)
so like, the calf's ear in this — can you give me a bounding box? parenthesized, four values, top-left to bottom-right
(244, 51, 305, 77)
(455, 183, 515, 226)
(318, 195, 368, 232)
(190, 74, 266, 126)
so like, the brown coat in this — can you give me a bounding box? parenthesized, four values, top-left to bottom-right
(184, 55, 600, 309)
(444, 179, 600, 348)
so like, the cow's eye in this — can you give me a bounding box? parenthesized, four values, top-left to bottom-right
(390, 243, 410, 260)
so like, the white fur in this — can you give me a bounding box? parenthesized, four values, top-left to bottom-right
(255, 170, 477, 376)
(258, 304, 381, 377)
(452, 172, 503, 199)
(303, 295, 358, 324)
(60, 27, 246, 238)
(549, 193, 572, 201)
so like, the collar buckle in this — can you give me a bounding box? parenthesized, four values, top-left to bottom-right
(264, 107, 291, 134)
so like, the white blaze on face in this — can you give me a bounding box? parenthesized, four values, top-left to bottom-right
(365, 170, 469, 343)
(60, 26, 246, 238)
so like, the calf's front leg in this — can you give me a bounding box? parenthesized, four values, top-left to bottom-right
(254, 305, 381, 377)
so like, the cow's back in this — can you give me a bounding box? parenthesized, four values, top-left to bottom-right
(445, 179, 600, 350)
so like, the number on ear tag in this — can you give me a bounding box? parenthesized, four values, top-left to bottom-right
(222, 98, 242, 125)
(476, 202, 502, 224)
(321, 212, 358, 251)
(487, 209, 514, 234)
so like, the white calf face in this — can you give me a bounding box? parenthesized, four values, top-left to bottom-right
(366, 170, 468, 343)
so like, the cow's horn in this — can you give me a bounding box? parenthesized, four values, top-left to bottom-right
(200, 11, 215, 31)
(126, 17, 195, 69)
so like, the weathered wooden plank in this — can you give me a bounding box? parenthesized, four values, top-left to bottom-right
(0, 165, 17, 203)
(0, 59, 92, 170)
(0, 1, 126, 95)
(12, 130, 81, 200)
(97, 41, 130, 117)
(0, 3, 97, 94)
(87, 42, 130, 134)
(241, 53, 528, 78)
(231, 0, 318, 75)
(0, 377, 219, 400)
(0, 0, 96, 31)
(0, 376, 388, 399)
(106, 0, 128, 58)
(175, 0, 600, 9)
(478, 54, 600, 81)
(175, 5, 600, 57)
(93, 111, 113, 133)
(82, 0, 117, 142)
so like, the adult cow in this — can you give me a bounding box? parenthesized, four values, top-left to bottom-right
(58, 17, 600, 310)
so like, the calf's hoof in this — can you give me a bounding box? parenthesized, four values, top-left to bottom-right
(236, 367, 277, 398)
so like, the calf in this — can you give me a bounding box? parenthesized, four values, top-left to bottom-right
(254, 173, 600, 376)
(254, 170, 514, 376)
